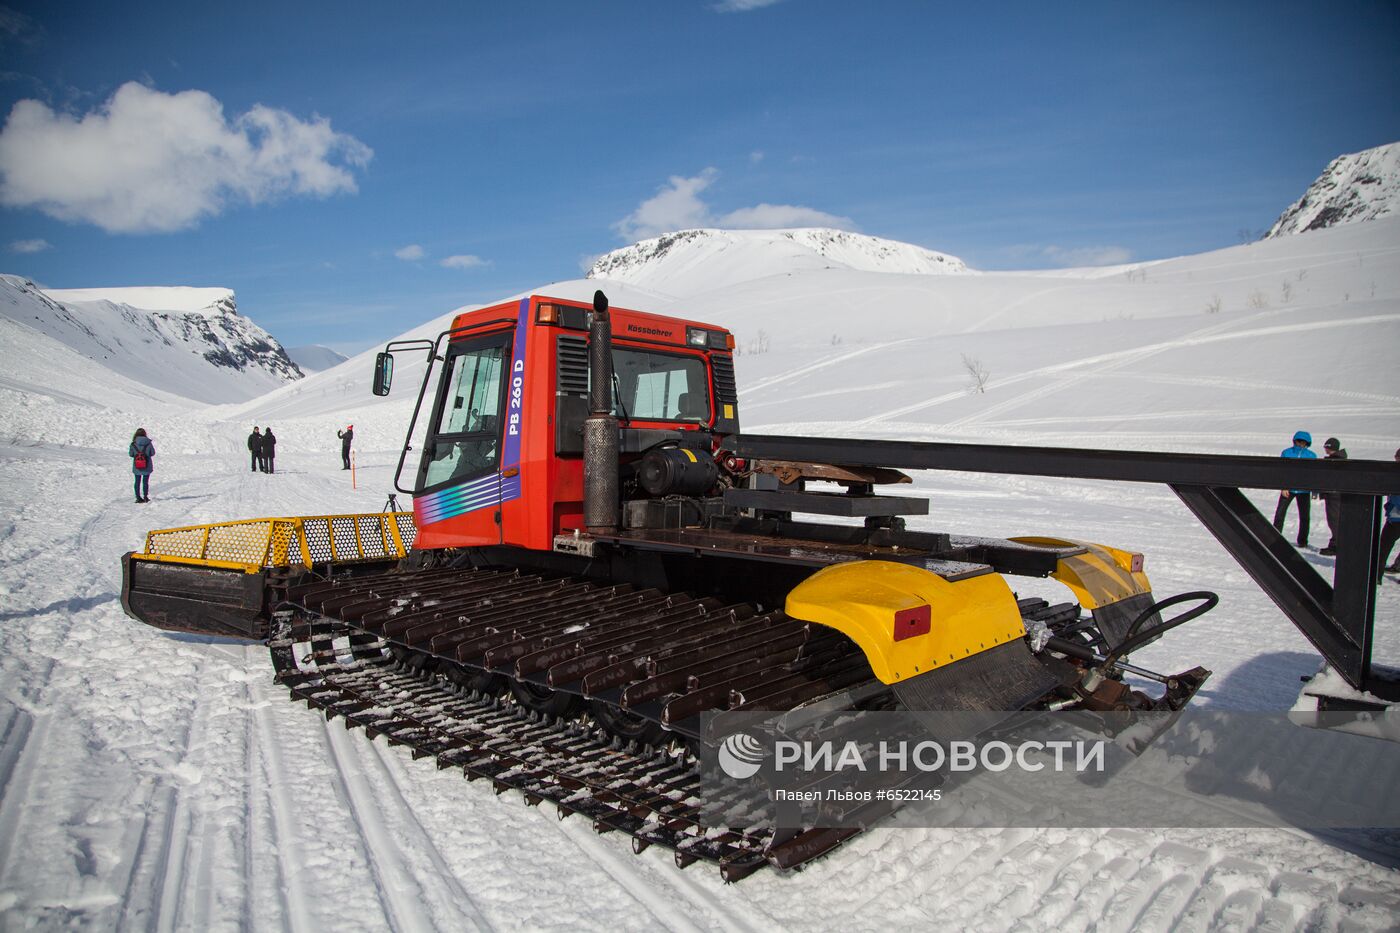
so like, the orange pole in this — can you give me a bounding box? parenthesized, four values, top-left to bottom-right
(351, 450, 357, 489)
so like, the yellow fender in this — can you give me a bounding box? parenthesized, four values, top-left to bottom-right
(1009, 536, 1152, 608)
(785, 560, 1025, 685)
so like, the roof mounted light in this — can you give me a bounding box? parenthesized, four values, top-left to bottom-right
(686, 327, 734, 350)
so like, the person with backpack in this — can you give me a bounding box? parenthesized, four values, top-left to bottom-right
(130, 428, 155, 503)
(248, 426, 262, 472)
(261, 427, 278, 474)
(337, 424, 353, 470)
(1272, 430, 1317, 548)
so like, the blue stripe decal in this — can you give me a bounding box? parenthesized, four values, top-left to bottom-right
(415, 472, 523, 524)
(416, 474, 499, 523)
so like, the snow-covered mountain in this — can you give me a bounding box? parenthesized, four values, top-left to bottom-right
(1265, 140, 1400, 237)
(0, 277, 302, 404)
(286, 344, 350, 373)
(587, 228, 970, 297)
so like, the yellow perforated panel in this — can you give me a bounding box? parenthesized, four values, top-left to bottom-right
(136, 512, 418, 573)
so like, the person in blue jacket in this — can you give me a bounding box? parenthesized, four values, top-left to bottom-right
(1272, 430, 1316, 547)
(1380, 447, 1400, 581)
(129, 428, 155, 503)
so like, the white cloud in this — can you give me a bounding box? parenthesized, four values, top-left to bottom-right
(718, 203, 855, 231)
(0, 81, 372, 233)
(440, 254, 488, 270)
(394, 244, 424, 261)
(9, 237, 50, 253)
(749, 150, 765, 164)
(613, 167, 855, 241)
(613, 168, 718, 241)
(713, 0, 786, 11)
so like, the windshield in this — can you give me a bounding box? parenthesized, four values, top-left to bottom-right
(612, 348, 709, 422)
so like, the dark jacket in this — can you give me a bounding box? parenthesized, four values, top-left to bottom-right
(260, 430, 277, 456)
(130, 436, 155, 475)
(1321, 448, 1346, 498)
(248, 430, 261, 451)
(338, 428, 353, 450)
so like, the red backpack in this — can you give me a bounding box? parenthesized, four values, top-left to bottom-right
(134, 446, 148, 470)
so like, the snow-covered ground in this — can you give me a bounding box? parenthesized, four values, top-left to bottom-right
(2, 216, 1399, 930)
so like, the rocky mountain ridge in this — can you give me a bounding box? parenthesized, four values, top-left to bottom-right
(0, 276, 302, 403)
(1266, 141, 1400, 237)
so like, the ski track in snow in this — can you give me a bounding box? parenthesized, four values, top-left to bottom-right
(855, 311, 1400, 428)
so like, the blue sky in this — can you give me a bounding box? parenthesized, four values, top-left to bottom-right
(1, 0, 1397, 354)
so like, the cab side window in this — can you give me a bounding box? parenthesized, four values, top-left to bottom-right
(613, 348, 709, 422)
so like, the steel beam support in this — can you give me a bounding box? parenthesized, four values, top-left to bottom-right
(1171, 485, 1368, 683)
(732, 434, 1400, 495)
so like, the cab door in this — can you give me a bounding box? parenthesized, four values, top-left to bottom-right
(412, 332, 511, 546)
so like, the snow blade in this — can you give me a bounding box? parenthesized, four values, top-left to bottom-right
(120, 552, 270, 641)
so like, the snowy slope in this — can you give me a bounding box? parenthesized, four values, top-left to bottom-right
(588, 227, 969, 297)
(1266, 140, 1400, 237)
(0, 276, 302, 405)
(3, 219, 1400, 930)
(286, 344, 350, 373)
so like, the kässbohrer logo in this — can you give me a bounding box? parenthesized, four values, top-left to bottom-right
(626, 323, 673, 337)
(717, 732, 765, 780)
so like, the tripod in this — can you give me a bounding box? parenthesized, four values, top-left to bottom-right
(383, 492, 402, 513)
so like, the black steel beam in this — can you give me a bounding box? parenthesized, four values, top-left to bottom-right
(732, 434, 1400, 495)
(1332, 494, 1380, 679)
(1170, 485, 1366, 684)
(722, 488, 929, 517)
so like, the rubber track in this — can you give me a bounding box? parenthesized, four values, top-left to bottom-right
(270, 622, 826, 881)
(285, 566, 878, 735)
(271, 569, 1082, 880)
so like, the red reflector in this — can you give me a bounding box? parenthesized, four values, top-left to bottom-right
(1129, 553, 1144, 573)
(893, 604, 931, 641)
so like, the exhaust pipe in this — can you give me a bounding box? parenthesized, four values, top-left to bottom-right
(584, 290, 619, 534)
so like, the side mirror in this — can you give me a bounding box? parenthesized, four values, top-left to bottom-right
(372, 352, 394, 396)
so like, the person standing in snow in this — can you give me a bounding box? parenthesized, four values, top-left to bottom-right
(1379, 448, 1400, 581)
(337, 425, 353, 470)
(1272, 430, 1317, 548)
(129, 428, 155, 503)
(248, 426, 262, 472)
(261, 427, 277, 474)
(1319, 437, 1348, 555)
